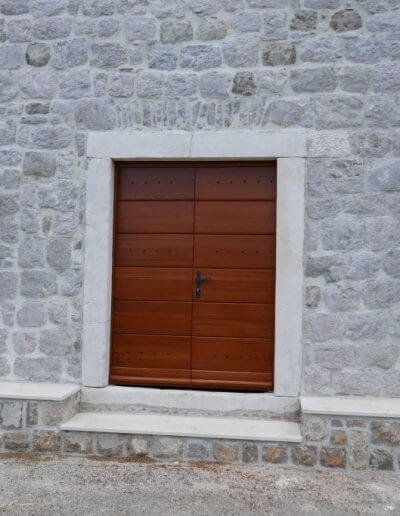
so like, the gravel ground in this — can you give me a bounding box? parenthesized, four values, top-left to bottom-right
(0, 454, 399, 515)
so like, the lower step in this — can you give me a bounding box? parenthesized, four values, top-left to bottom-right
(61, 412, 301, 442)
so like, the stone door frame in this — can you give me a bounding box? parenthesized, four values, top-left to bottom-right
(82, 129, 307, 397)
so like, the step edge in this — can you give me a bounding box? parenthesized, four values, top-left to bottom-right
(60, 413, 302, 443)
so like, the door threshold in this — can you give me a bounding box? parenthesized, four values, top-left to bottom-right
(81, 385, 300, 419)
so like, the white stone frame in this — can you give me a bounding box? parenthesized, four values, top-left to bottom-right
(82, 129, 307, 397)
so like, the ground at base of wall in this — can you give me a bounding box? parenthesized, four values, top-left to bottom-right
(0, 455, 399, 516)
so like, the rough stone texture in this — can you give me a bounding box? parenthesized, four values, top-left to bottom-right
(0, 0, 396, 398)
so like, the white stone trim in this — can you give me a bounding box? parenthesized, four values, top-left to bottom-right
(61, 412, 302, 442)
(0, 381, 80, 401)
(83, 130, 306, 398)
(82, 158, 115, 387)
(87, 129, 307, 159)
(301, 396, 400, 419)
(274, 158, 305, 396)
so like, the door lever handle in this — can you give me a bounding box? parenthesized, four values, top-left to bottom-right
(195, 271, 211, 300)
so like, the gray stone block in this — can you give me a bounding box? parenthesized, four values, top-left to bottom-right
(33, 18, 72, 40)
(234, 12, 261, 32)
(165, 73, 197, 99)
(98, 18, 119, 37)
(291, 446, 317, 466)
(148, 45, 177, 70)
(96, 433, 125, 456)
(52, 38, 88, 69)
(0, 45, 24, 70)
(108, 74, 135, 98)
(18, 238, 45, 269)
(7, 20, 32, 43)
(20, 270, 57, 298)
(197, 20, 228, 41)
(291, 67, 337, 93)
(350, 430, 367, 470)
(60, 70, 92, 99)
(161, 20, 193, 44)
(14, 356, 62, 381)
(3, 432, 30, 452)
(369, 449, 394, 470)
(12, 332, 37, 355)
(0, 401, 23, 429)
(82, 0, 115, 16)
(180, 45, 222, 71)
(39, 328, 73, 356)
(1, 0, 29, 15)
(152, 437, 183, 459)
(129, 436, 149, 455)
(315, 95, 364, 129)
(125, 16, 156, 40)
(263, 42, 296, 66)
(270, 99, 313, 127)
(17, 301, 46, 328)
(91, 43, 128, 68)
(187, 0, 219, 16)
(0, 73, 18, 102)
(150, 0, 185, 18)
(63, 432, 93, 454)
(223, 37, 259, 67)
(20, 70, 57, 98)
(75, 99, 116, 130)
(32, 0, 66, 17)
(368, 160, 400, 191)
(137, 72, 163, 99)
(187, 440, 209, 460)
(300, 34, 342, 63)
(23, 151, 56, 177)
(290, 10, 318, 31)
(0, 272, 17, 301)
(33, 430, 61, 452)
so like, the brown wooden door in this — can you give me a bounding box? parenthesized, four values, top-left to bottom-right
(110, 162, 276, 391)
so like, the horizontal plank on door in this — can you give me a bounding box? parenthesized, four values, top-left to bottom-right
(192, 269, 275, 304)
(113, 300, 192, 335)
(113, 267, 193, 301)
(115, 201, 194, 234)
(192, 303, 274, 338)
(191, 370, 273, 391)
(117, 167, 194, 200)
(114, 234, 193, 268)
(191, 337, 274, 373)
(111, 334, 191, 369)
(195, 201, 275, 235)
(194, 235, 275, 269)
(195, 165, 276, 201)
(110, 368, 191, 387)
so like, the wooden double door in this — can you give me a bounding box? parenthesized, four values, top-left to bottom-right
(110, 162, 276, 391)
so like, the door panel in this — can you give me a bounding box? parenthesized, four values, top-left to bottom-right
(118, 167, 195, 200)
(113, 301, 192, 335)
(195, 165, 276, 200)
(192, 269, 275, 304)
(195, 201, 275, 235)
(116, 201, 193, 234)
(112, 335, 191, 368)
(114, 234, 193, 267)
(114, 267, 193, 301)
(192, 303, 274, 338)
(111, 162, 276, 391)
(192, 337, 274, 373)
(194, 235, 275, 269)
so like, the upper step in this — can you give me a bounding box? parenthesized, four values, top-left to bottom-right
(81, 386, 300, 420)
(61, 411, 301, 442)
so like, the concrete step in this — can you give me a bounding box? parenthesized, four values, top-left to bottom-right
(61, 412, 302, 442)
(81, 386, 300, 420)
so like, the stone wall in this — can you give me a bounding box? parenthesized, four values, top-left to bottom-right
(0, 393, 79, 453)
(0, 0, 399, 394)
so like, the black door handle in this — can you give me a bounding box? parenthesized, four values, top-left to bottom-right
(195, 271, 211, 300)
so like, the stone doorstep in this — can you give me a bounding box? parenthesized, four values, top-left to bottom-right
(60, 412, 302, 443)
(81, 386, 300, 418)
